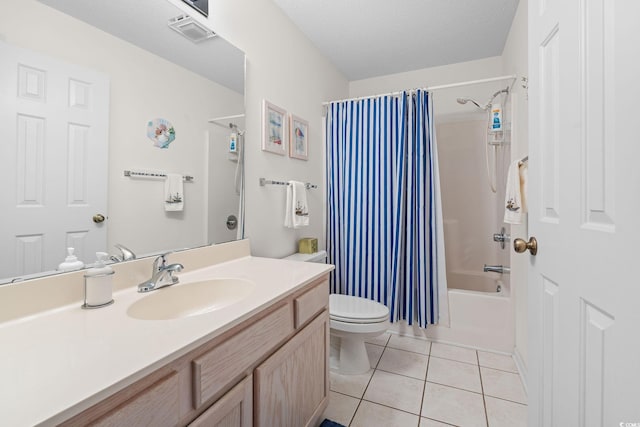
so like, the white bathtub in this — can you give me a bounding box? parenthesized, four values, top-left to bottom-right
(390, 271, 514, 352)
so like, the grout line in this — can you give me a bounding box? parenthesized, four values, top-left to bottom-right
(425, 380, 483, 396)
(477, 351, 490, 427)
(430, 354, 480, 367)
(348, 346, 386, 426)
(360, 398, 423, 418)
(416, 349, 431, 426)
(483, 393, 528, 406)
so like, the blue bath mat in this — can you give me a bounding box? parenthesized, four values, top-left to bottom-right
(320, 419, 346, 427)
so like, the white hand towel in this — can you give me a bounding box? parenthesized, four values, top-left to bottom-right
(284, 181, 309, 228)
(164, 173, 184, 211)
(504, 160, 527, 224)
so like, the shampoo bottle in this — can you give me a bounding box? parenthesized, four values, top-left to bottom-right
(83, 252, 114, 308)
(490, 103, 503, 132)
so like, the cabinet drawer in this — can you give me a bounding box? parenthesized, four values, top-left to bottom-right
(294, 279, 328, 329)
(192, 303, 293, 408)
(189, 375, 252, 427)
(92, 372, 179, 427)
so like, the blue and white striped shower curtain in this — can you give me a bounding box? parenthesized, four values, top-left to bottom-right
(325, 90, 448, 328)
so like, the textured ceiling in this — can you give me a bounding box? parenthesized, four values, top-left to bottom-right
(273, 0, 520, 81)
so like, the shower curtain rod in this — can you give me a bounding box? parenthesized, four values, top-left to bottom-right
(322, 74, 517, 106)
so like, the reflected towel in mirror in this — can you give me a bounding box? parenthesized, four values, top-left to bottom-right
(165, 173, 184, 211)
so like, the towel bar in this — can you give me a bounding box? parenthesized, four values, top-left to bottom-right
(124, 170, 194, 182)
(259, 178, 317, 189)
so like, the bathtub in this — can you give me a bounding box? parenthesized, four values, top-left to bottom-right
(389, 270, 514, 352)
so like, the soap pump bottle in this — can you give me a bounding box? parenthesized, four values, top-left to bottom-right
(83, 252, 115, 309)
(58, 247, 84, 272)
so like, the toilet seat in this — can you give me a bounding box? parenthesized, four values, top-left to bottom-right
(329, 294, 389, 324)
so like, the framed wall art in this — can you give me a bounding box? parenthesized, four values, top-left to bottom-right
(262, 100, 287, 155)
(289, 114, 308, 160)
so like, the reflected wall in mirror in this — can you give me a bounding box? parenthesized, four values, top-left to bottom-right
(0, 0, 245, 284)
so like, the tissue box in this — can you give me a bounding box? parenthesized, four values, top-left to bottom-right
(298, 238, 318, 254)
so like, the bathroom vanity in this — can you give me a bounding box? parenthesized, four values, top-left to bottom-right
(0, 240, 333, 426)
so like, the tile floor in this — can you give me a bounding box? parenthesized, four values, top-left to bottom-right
(322, 333, 527, 427)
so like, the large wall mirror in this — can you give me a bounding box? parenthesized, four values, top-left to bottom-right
(0, 0, 245, 284)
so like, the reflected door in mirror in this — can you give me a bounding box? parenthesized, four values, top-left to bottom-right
(0, 41, 109, 279)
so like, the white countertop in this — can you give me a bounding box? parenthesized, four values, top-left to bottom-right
(0, 256, 332, 426)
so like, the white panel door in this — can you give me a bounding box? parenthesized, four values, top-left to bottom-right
(528, 0, 640, 425)
(0, 41, 109, 279)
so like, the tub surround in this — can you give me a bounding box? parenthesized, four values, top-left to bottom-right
(0, 240, 333, 426)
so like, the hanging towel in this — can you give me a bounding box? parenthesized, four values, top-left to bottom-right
(284, 181, 309, 228)
(164, 173, 184, 211)
(504, 160, 527, 224)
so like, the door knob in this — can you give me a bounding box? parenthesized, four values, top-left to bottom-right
(514, 236, 537, 256)
(93, 214, 105, 224)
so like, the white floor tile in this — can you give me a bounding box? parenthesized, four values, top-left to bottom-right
(365, 332, 391, 347)
(421, 382, 487, 427)
(377, 347, 429, 379)
(387, 334, 431, 355)
(363, 370, 425, 415)
(420, 417, 456, 426)
(431, 342, 478, 365)
(330, 369, 374, 399)
(351, 400, 420, 427)
(322, 391, 360, 426)
(427, 356, 482, 393)
(480, 367, 527, 404)
(477, 351, 518, 373)
(366, 343, 385, 368)
(485, 396, 527, 427)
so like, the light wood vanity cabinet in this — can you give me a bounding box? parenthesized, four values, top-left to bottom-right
(254, 310, 329, 427)
(62, 275, 329, 427)
(188, 375, 253, 427)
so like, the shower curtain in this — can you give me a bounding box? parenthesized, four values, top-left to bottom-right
(325, 90, 448, 328)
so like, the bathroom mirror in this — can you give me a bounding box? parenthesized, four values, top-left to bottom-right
(0, 0, 245, 284)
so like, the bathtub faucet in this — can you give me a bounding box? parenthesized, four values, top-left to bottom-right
(483, 264, 510, 274)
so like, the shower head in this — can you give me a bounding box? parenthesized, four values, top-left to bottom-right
(456, 97, 486, 110)
(456, 87, 510, 111)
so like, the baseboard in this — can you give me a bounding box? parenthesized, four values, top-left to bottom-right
(513, 347, 528, 396)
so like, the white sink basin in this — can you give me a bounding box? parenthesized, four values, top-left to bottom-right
(127, 278, 255, 320)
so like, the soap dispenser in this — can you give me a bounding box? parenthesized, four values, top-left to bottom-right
(58, 247, 84, 272)
(82, 252, 115, 309)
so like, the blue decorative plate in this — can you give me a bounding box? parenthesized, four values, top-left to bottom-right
(147, 118, 176, 149)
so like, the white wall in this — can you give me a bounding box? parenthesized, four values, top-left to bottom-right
(196, 0, 349, 257)
(349, 56, 507, 120)
(502, 0, 529, 373)
(1, 0, 244, 257)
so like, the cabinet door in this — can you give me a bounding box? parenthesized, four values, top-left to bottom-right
(254, 311, 329, 427)
(189, 375, 252, 427)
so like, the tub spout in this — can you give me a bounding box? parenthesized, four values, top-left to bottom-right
(483, 264, 510, 274)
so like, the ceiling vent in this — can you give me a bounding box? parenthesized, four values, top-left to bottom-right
(168, 14, 216, 43)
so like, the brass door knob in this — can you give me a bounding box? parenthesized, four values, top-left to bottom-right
(514, 236, 538, 256)
(93, 214, 106, 224)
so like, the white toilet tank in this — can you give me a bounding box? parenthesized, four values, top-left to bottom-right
(282, 250, 327, 263)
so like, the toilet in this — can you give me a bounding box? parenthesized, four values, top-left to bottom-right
(283, 251, 390, 375)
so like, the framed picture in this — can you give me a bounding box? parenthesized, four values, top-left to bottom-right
(289, 114, 309, 160)
(262, 100, 287, 155)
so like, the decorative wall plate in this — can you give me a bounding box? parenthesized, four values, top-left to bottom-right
(147, 118, 176, 149)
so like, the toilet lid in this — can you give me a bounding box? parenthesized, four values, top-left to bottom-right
(329, 294, 389, 323)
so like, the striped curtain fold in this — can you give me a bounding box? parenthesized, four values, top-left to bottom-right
(325, 90, 447, 328)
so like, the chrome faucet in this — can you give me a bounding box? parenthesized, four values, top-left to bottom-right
(110, 243, 136, 263)
(483, 264, 510, 274)
(137, 253, 184, 293)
